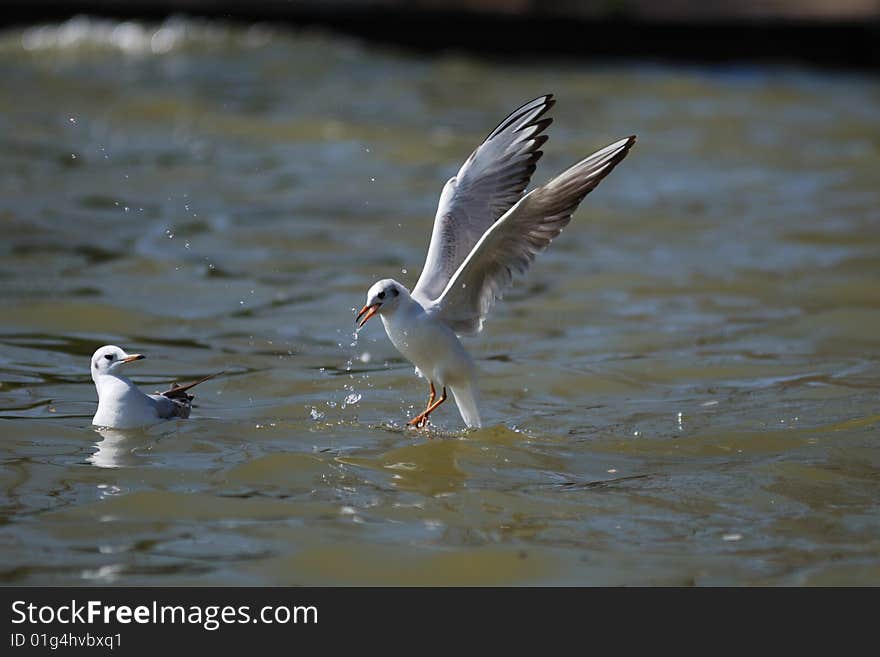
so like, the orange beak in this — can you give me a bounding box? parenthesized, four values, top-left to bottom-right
(356, 303, 381, 328)
(120, 354, 145, 364)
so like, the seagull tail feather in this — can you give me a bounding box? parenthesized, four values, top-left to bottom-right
(450, 382, 482, 429)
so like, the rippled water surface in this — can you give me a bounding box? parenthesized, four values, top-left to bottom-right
(1, 17, 878, 585)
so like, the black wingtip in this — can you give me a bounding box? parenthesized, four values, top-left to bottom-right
(615, 135, 638, 157)
(486, 94, 556, 142)
(607, 136, 638, 169)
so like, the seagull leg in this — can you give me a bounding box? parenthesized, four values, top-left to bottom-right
(408, 382, 436, 427)
(413, 387, 447, 429)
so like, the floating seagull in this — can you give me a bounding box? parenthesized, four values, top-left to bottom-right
(90, 345, 220, 429)
(357, 94, 635, 429)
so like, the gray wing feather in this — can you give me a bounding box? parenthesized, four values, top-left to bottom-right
(149, 371, 222, 420)
(148, 393, 191, 419)
(412, 95, 555, 305)
(432, 135, 637, 334)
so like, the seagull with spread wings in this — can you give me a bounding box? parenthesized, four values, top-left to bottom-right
(357, 94, 635, 429)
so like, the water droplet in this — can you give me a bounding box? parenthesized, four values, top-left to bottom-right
(401, 268, 407, 274)
(344, 393, 362, 405)
(309, 408, 325, 421)
(184, 241, 191, 249)
(68, 116, 76, 124)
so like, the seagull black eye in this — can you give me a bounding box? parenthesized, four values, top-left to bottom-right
(104, 354, 113, 361)
(391, 288, 399, 297)
(377, 291, 386, 300)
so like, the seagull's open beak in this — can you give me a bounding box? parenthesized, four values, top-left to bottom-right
(356, 303, 381, 328)
(120, 354, 145, 364)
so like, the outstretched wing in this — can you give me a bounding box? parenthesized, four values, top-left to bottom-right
(150, 371, 223, 420)
(431, 136, 636, 334)
(411, 95, 555, 305)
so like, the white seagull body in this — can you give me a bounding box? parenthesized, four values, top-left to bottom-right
(357, 94, 635, 429)
(90, 345, 219, 429)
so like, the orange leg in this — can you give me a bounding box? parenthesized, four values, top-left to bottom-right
(408, 382, 435, 426)
(408, 386, 447, 429)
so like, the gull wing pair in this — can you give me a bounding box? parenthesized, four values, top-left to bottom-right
(411, 94, 635, 334)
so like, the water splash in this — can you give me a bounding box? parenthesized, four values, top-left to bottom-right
(13, 16, 276, 56)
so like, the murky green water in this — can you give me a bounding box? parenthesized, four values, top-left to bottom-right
(1, 17, 878, 585)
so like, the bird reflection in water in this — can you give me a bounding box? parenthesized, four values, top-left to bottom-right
(88, 427, 157, 469)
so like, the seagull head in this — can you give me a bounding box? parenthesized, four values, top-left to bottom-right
(357, 279, 408, 328)
(91, 345, 145, 378)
